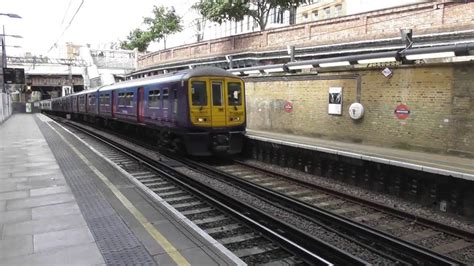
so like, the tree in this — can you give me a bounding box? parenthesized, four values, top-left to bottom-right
(120, 5, 183, 52)
(120, 29, 151, 52)
(144, 6, 183, 49)
(193, 0, 302, 31)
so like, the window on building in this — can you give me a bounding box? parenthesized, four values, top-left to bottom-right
(335, 4, 342, 16)
(277, 9, 284, 24)
(324, 7, 331, 18)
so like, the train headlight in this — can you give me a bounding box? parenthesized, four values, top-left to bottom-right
(230, 117, 240, 121)
(197, 117, 206, 122)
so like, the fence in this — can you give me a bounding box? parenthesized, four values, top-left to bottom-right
(0, 92, 12, 124)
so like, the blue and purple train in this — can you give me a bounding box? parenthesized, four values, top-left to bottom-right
(43, 67, 246, 156)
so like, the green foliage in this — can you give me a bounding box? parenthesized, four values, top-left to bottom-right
(120, 5, 183, 52)
(144, 6, 183, 49)
(120, 29, 151, 52)
(193, 0, 302, 30)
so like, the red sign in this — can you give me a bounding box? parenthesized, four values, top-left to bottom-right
(394, 104, 410, 119)
(284, 101, 293, 113)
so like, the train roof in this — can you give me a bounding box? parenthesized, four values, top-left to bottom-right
(99, 66, 238, 92)
(73, 87, 101, 96)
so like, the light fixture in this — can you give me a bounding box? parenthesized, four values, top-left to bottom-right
(264, 67, 284, 73)
(405, 51, 455, 60)
(231, 71, 242, 75)
(357, 57, 397, 64)
(319, 61, 351, 68)
(243, 69, 261, 75)
(287, 64, 314, 70)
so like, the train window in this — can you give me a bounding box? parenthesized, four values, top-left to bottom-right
(100, 93, 110, 106)
(88, 95, 96, 106)
(126, 92, 134, 107)
(79, 96, 85, 105)
(118, 93, 125, 106)
(228, 82, 242, 106)
(173, 89, 178, 114)
(191, 81, 207, 106)
(212, 82, 223, 106)
(148, 90, 160, 108)
(162, 88, 169, 109)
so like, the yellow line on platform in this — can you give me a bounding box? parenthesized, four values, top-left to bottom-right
(47, 123, 190, 266)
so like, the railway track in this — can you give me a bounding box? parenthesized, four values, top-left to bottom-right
(51, 116, 466, 265)
(204, 159, 474, 265)
(54, 118, 364, 265)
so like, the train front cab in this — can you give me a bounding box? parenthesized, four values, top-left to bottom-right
(186, 76, 245, 156)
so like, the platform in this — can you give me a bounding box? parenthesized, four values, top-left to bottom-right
(0, 114, 241, 265)
(246, 129, 474, 181)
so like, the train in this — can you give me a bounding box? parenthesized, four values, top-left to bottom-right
(41, 67, 246, 156)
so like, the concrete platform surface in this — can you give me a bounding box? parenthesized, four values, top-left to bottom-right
(1, 114, 241, 265)
(246, 129, 474, 181)
(0, 114, 104, 265)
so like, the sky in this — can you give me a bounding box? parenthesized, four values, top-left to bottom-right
(1, 0, 198, 57)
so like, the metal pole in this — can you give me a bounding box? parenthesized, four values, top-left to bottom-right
(2, 25, 6, 68)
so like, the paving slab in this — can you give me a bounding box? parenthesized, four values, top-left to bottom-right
(0, 235, 33, 259)
(0, 209, 31, 224)
(6, 193, 75, 211)
(30, 185, 70, 197)
(0, 190, 29, 201)
(34, 226, 95, 253)
(1, 242, 105, 265)
(32, 201, 81, 220)
(2, 212, 87, 238)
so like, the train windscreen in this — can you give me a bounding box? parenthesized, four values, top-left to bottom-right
(227, 82, 242, 106)
(191, 81, 207, 106)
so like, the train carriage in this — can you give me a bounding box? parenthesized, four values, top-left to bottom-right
(46, 67, 245, 156)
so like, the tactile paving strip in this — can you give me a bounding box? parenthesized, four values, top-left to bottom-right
(35, 117, 156, 265)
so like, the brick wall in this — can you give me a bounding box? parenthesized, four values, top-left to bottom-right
(244, 65, 474, 156)
(138, 1, 474, 69)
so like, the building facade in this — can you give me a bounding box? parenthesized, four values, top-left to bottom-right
(297, 0, 433, 23)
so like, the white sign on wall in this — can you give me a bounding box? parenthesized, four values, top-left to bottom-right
(328, 87, 342, 115)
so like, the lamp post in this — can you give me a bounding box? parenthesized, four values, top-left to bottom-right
(1, 27, 23, 68)
(0, 13, 22, 19)
(0, 12, 21, 94)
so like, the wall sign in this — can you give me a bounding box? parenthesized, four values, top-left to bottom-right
(394, 104, 410, 119)
(328, 87, 342, 115)
(283, 101, 293, 113)
(349, 102, 364, 120)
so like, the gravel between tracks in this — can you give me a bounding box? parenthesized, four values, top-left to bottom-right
(175, 166, 395, 265)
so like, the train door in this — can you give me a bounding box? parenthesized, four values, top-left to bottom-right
(137, 87, 145, 123)
(225, 79, 245, 127)
(210, 79, 226, 127)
